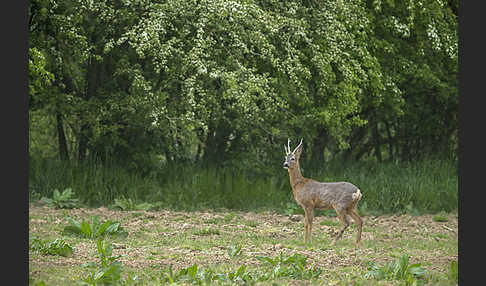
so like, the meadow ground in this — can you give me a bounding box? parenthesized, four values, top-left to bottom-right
(29, 203, 457, 285)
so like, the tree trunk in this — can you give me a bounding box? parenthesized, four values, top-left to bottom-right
(345, 126, 367, 161)
(401, 138, 410, 162)
(385, 121, 394, 161)
(56, 113, 69, 161)
(355, 142, 372, 161)
(58, 74, 78, 162)
(373, 122, 382, 162)
(194, 143, 202, 164)
(202, 121, 230, 165)
(78, 56, 101, 161)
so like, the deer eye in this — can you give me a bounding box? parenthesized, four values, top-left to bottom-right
(290, 157, 295, 161)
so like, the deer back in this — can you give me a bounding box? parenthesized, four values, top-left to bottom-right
(295, 180, 359, 211)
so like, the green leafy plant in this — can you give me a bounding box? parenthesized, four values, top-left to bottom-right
(405, 202, 422, 217)
(160, 252, 322, 285)
(79, 239, 136, 285)
(41, 188, 79, 209)
(283, 202, 304, 216)
(170, 264, 201, 284)
(164, 263, 258, 285)
(29, 237, 74, 257)
(223, 212, 236, 223)
(62, 216, 128, 239)
(32, 281, 47, 286)
(365, 254, 427, 285)
(256, 252, 321, 280)
(227, 245, 243, 259)
(111, 195, 154, 211)
(218, 264, 257, 284)
(447, 260, 458, 282)
(165, 264, 199, 284)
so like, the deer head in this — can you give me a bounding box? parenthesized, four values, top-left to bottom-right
(283, 138, 303, 169)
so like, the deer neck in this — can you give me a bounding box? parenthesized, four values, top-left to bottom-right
(288, 162, 306, 195)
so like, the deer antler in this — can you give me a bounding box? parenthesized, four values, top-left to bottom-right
(292, 138, 303, 154)
(286, 138, 291, 155)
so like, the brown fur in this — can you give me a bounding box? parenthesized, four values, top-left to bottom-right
(284, 139, 363, 246)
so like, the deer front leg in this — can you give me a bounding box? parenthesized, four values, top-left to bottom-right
(303, 210, 309, 244)
(303, 207, 314, 244)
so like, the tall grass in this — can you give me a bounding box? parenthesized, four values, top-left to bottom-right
(149, 165, 290, 211)
(29, 157, 160, 207)
(307, 158, 458, 213)
(29, 156, 457, 214)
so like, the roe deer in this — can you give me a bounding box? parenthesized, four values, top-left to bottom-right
(283, 139, 363, 246)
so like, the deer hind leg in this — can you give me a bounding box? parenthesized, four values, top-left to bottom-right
(332, 210, 349, 246)
(348, 208, 363, 247)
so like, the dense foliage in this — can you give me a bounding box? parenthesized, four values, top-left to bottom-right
(28, 0, 458, 169)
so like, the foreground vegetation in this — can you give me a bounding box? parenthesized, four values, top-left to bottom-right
(29, 204, 458, 285)
(29, 157, 457, 215)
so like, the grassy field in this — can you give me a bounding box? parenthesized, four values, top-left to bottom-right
(29, 203, 458, 285)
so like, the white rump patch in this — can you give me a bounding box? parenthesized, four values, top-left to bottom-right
(352, 188, 362, 201)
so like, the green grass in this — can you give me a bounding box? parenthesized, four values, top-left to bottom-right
(433, 212, 449, 222)
(29, 205, 459, 285)
(29, 156, 457, 214)
(29, 157, 159, 207)
(320, 219, 341, 227)
(192, 227, 221, 236)
(307, 158, 458, 214)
